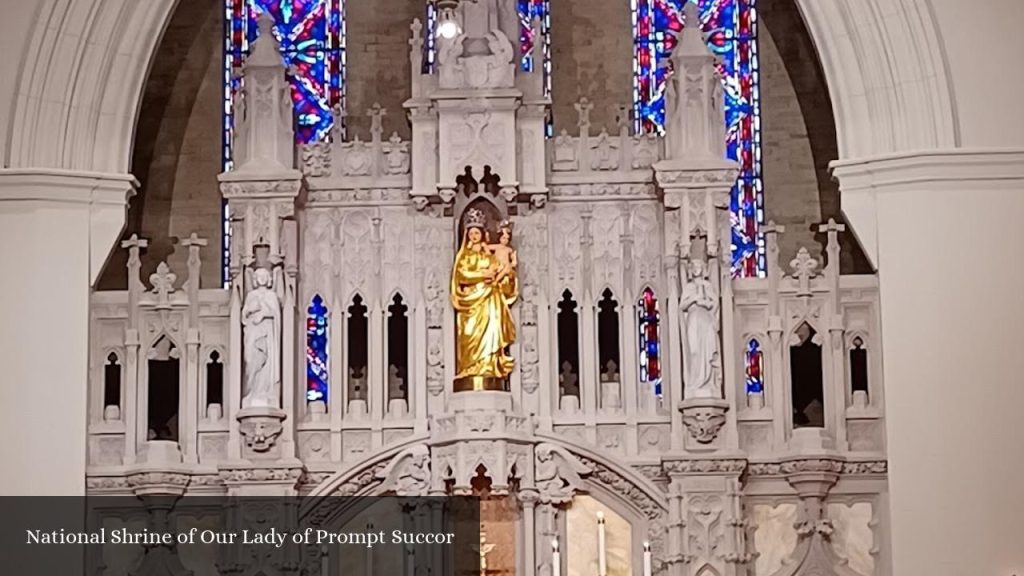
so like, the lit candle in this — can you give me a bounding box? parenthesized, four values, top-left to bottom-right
(597, 511, 607, 576)
(366, 522, 374, 576)
(643, 541, 652, 576)
(552, 539, 561, 576)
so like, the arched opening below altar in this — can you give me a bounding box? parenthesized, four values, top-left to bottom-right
(472, 467, 522, 576)
(565, 496, 634, 576)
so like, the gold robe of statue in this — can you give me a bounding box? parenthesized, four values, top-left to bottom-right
(451, 224, 518, 389)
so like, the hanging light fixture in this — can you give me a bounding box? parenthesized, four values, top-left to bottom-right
(436, 0, 461, 39)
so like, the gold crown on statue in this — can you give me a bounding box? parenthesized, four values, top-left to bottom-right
(464, 208, 488, 229)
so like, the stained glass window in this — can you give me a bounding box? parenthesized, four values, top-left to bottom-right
(638, 288, 662, 397)
(306, 294, 329, 402)
(745, 338, 763, 395)
(224, 0, 345, 159)
(632, 0, 764, 277)
(518, 0, 551, 81)
(424, 1, 438, 73)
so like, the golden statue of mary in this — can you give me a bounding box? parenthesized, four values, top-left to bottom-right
(451, 209, 518, 392)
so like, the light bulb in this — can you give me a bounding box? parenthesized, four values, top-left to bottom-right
(437, 18, 459, 39)
(436, 4, 460, 39)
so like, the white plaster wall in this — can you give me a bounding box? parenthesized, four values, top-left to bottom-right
(928, 0, 1024, 146)
(0, 200, 90, 494)
(872, 175, 1024, 575)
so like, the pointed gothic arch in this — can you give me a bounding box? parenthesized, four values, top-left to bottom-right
(302, 434, 669, 554)
(145, 333, 182, 442)
(456, 194, 506, 248)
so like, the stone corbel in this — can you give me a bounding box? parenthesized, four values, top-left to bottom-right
(438, 186, 456, 205)
(499, 184, 519, 203)
(412, 196, 431, 212)
(237, 406, 288, 458)
(125, 491, 192, 576)
(678, 398, 730, 445)
(773, 457, 859, 576)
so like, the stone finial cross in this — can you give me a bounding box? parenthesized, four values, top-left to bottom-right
(121, 233, 149, 250)
(332, 101, 346, 120)
(790, 247, 818, 297)
(763, 221, 785, 257)
(368, 103, 386, 140)
(574, 97, 594, 131)
(817, 218, 846, 236)
(181, 233, 208, 267)
(817, 218, 846, 262)
(410, 18, 423, 46)
(121, 234, 149, 267)
(617, 104, 631, 133)
(763, 221, 786, 236)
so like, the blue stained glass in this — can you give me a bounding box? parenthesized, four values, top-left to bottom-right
(306, 294, 329, 402)
(633, 0, 764, 277)
(518, 0, 550, 76)
(424, 2, 438, 73)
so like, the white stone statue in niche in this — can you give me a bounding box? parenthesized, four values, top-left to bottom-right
(242, 267, 282, 408)
(681, 259, 721, 398)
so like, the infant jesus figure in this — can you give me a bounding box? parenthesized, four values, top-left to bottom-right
(487, 220, 518, 284)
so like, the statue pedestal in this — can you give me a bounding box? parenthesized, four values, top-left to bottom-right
(454, 375, 509, 393)
(237, 406, 287, 460)
(449, 390, 513, 413)
(679, 398, 730, 449)
(432, 390, 530, 495)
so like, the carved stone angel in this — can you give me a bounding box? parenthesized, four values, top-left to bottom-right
(378, 444, 432, 496)
(534, 443, 591, 504)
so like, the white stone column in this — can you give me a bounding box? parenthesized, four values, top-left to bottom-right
(833, 149, 1024, 575)
(0, 169, 135, 494)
